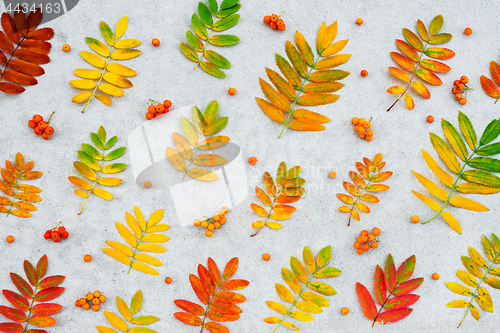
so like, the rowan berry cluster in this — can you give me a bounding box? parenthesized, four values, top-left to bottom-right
(28, 112, 55, 140)
(193, 206, 229, 237)
(263, 13, 286, 31)
(351, 117, 373, 141)
(75, 290, 106, 311)
(146, 99, 172, 120)
(353, 227, 380, 255)
(43, 222, 68, 242)
(452, 76, 471, 105)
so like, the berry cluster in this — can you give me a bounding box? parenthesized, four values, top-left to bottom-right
(263, 13, 286, 31)
(351, 117, 373, 141)
(146, 99, 172, 120)
(28, 112, 55, 140)
(75, 290, 106, 312)
(193, 206, 229, 237)
(353, 227, 380, 255)
(43, 222, 68, 242)
(452, 76, 471, 105)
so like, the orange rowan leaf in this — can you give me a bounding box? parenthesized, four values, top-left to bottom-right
(204, 321, 230, 333)
(174, 312, 203, 326)
(198, 264, 216, 295)
(390, 52, 415, 72)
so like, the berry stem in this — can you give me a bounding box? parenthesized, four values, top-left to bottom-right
(148, 98, 161, 105)
(387, 38, 431, 111)
(46, 111, 55, 126)
(277, 56, 321, 139)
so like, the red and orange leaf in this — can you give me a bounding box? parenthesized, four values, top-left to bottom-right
(255, 97, 285, 123)
(198, 265, 216, 295)
(0, 322, 23, 332)
(206, 310, 239, 322)
(214, 291, 246, 304)
(37, 275, 65, 290)
(255, 186, 272, 206)
(220, 279, 250, 291)
(259, 77, 290, 112)
(204, 321, 229, 333)
(223, 257, 238, 280)
(351, 209, 360, 221)
(0, 81, 25, 93)
(10, 273, 33, 299)
(412, 81, 430, 99)
(354, 202, 370, 214)
(376, 308, 413, 325)
(388, 67, 410, 82)
(2, 290, 29, 311)
(360, 193, 379, 203)
(356, 282, 377, 321)
(384, 254, 397, 291)
(416, 68, 442, 85)
(343, 182, 360, 197)
(349, 171, 366, 189)
(366, 184, 390, 192)
(0, 305, 27, 323)
(424, 47, 455, 60)
(19, 40, 51, 54)
(392, 278, 424, 297)
(396, 255, 416, 284)
(31, 303, 62, 316)
(387, 86, 405, 94)
(208, 257, 222, 286)
(35, 255, 48, 280)
(174, 312, 202, 326)
(26, 28, 54, 41)
(420, 59, 451, 73)
(480, 75, 500, 99)
(1, 13, 20, 43)
(383, 294, 420, 310)
(402, 28, 424, 51)
(273, 204, 296, 214)
(390, 52, 415, 72)
(211, 300, 242, 315)
(288, 119, 325, 132)
(356, 162, 370, 180)
(174, 300, 205, 316)
(28, 315, 55, 327)
(374, 265, 387, 306)
(336, 193, 354, 205)
(490, 61, 500, 86)
(189, 274, 210, 305)
(395, 39, 419, 62)
(371, 171, 393, 182)
(251, 203, 268, 217)
(34, 287, 64, 302)
(275, 194, 301, 203)
(23, 261, 38, 287)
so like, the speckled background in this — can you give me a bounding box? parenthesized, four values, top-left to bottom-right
(1, 0, 500, 332)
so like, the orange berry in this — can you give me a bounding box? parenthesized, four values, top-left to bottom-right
(358, 131, 366, 139)
(453, 80, 460, 86)
(362, 244, 370, 251)
(452, 87, 459, 94)
(361, 70, 368, 77)
(93, 291, 101, 298)
(464, 27, 472, 35)
(262, 253, 271, 261)
(278, 23, 286, 31)
(358, 118, 366, 126)
(263, 15, 271, 24)
(411, 215, 420, 223)
(220, 218, 226, 225)
(248, 156, 257, 165)
(367, 234, 375, 242)
(432, 272, 440, 280)
(270, 14, 279, 22)
(163, 100, 172, 108)
(208, 223, 215, 231)
(92, 298, 100, 305)
(352, 117, 359, 125)
(84, 254, 92, 262)
(220, 206, 229, 214)
(360, 230, 368, 236)
(156, 104, 165, 113)
(356, 18, 363, 25)
(372, 227, 380, 236)
(206, 230, 213, 237)
(32, 115, 43, 123)
(366, 129, 374, 136)
(371, 242, 379, 249)
(363, 122, 371, 130)
(353, 125, 361, 133)
(365, 135, 373, 142)
(152, 38, 160, 46)
(79, 298, 87, 305)
(228, 87, 236, 95)
(45, 126, 54, 135)
(37, 121, 47, 131)
(341, 307, 349, 315)
(353, 242, 361, 249)
(41, 132, 51, 140)
(62, 44, 70, 52)
(213, 215, 220, 222)
(28, 120, 36, 128)
(214, 222, 221, 229)
(75, 300, 82, 307)
(6, 235, 14, 243)
(357, 248, 364, 255)
(269, 22, 277, 29)
(92, 304, 100, 312)
(460, 76, 469, 84)
(82, 303, 90, 310)
(148, 105, 156, 113)
(194, 219, 201, 227)
(459, 98, 467, 105)
(86, 292, 94, 301)
(144, 180, 152, 188)
(356, 236, 364, 243)
(457, 83, 465, 91)
(277, 19, 284, 27)
(360, 236, 368, 243)
(99, 295, 106, 303)
(427, 115, 434, 123)
(165, 277, 172, 284)
(146, 113, 154, 120)
(328, 171, 336, 179)
(201, 221, 208, 228)
(454, 93, 462, 100)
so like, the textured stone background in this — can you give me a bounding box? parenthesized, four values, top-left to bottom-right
(1, 0, 500, 332)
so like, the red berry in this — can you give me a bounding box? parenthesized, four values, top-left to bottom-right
(34, 127, 43, 136)
(28, 120, 36, 128)
(45, 126, 54, 135)
(32, 115, 43, 123)
(58, 226, 65, 234)
(61, 231, 69, 239)
(263, 15, 271, 24)
(148, 105, 156, 113)
(146, 112, 154, 120)
(155, 112, 163, 118)
(163, 100, 172, 108)
(37, 121, 47, 131)
(43, 231, 51, 239)
(41, 132, 51, 140)
(53, 236, 61, 243)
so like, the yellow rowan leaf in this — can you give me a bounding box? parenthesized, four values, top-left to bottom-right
(115, 16, 128, 39)
(411, 170, 448, 201)
(105, 240, 133, 257)
(446, 300, 469, 308)
(80, 51, 105, 68)
(116, 222, 137, 248)
(125, 212, 142, 238)
(74, 189, 87, 198)
(412, 190, 441, 211)
(69, 79, 96, 89)
(404, 93, 414, 110)
(131, 262, 159, 275)
(266, 300, 287, 314)
(103, 73, 133, 88)
(98, 177, 122, 186)
(96, 93, 111, 106)
(387, 86, 405, 94)
(116, 297, 132, 322)
(449, 196, 489, 212)
(104, 311, 128, 331)
(134, 206, 147, 231)
(141, 234, 170, 243)
(72, 91, 92, 103)
(73, 68, 101, 79)
(93, 187, 113, 200)
(289, 310, 315, 321)
(134, 253, 163, 267)
(275, 283, 294, 303)
(111, 49, 141, 60)
(107, 63, 137, 76)
(266, 221, 282, 229)
(102, 248, 131, 266)
(430, 133, 461, 174)
(146, 224, 170, 233)
(442, 211, 462, 234)
(421, 149, 454, 187)
(252, 220, 265, 229)
(137, 244, 166, 253)
(98, 83, 124, 97)
(147, 209, 164, 228)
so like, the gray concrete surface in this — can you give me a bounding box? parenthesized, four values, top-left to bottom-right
(1, 0, 500, 332)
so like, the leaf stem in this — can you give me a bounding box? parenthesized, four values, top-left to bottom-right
(347, 169, 375, 226)
(372, 284, 397, 327)
(277, 57, 321, 139)
(272, 265, 321, 333)
(81, 45, 116, 113)
(127, 224, 147, 274)
(250, 184, 284, 237)
(5, 166, 28, 217)
(387, 38, 430, 111)
(182, 137, 201, 180)
(457, 251, 500, 328)
(194, 13, 219, 70)
(0, 30, 28, 84)
(199, 276, 225, 333)
(78, 147, 106, 215)
(22, 285, 39, 333)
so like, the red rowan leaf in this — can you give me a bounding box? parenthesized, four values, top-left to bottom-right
(2, 290, 29, 311)
(34, 287, 64, 302)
